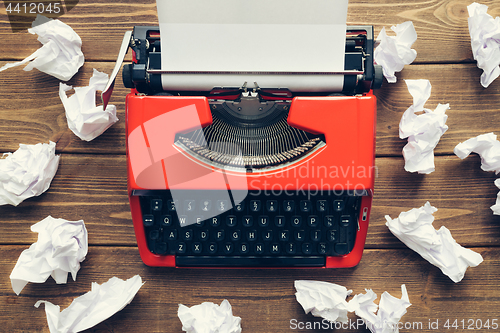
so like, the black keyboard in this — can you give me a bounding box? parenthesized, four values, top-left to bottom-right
(137, 190, 361, 267)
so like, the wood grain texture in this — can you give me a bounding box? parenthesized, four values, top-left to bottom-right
(1, 1, 500, 332)
(375, 64, 500, 156)
(1, 246, 498, 333)
(0, 62, 127, 155)
(1, 154, 498, 248)
(0, 62, 499, 156)
(0, 0, 499, 63)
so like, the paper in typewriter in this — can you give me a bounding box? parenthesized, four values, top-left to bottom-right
(157, 0, 348, 92)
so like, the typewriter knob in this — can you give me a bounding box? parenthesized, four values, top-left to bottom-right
(122, 64, 134, 88)
(372, 64, 384, 90)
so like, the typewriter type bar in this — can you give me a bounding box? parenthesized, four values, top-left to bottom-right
(123, 25, 380, 268)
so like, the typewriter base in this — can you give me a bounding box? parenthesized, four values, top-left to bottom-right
(126, 94, 376, 268)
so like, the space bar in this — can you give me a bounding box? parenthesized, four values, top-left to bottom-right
(176, 256, 325, 267)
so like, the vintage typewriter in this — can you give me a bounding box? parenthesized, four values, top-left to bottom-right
(111, 4, 383, 268)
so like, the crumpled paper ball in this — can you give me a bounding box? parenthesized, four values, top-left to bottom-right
(10, 216, 88, 295)
(0, 141, 60, 206)
(454, 132, 500, 174)
(35, 275, 144, 333)
(399, 79, 449, 174)
(374, 21, 417, 83)
(349, 285, 411, 333)
(295, 280, 352, 323)
(0, 15, 84, 81)
(178, 299, 242, 333)
(467, 2, 500, 88)
(385, 202, 483, 283)
(59, 68, 118, 141)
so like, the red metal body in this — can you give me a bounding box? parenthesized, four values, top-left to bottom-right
(126, 93, 376, 268)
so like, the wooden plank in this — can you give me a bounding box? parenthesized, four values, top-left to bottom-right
(0, 0, 499, 63)
(0, 154, 135, 246)
(375, 64, 500, 156)
(0, 61, 499, 156)
(0, 246, 498, 333)
(0, 0, 154, 62)
(0, 62, 127, 155)
(1, 154, 498, 248)
(370, 156, 500, 248)
(0, 1, 498, 331)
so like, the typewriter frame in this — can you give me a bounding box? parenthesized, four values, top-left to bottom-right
(124, 26, 379, 268)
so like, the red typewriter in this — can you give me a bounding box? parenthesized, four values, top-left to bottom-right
(115, 19, 382, 268)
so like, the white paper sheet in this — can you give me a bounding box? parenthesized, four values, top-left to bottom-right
(374, 21, 417, 83)
(467, 3, 500, 88)
(399, 79, 449, 174)
(454, 132, 500, 174)
(158, 0, 347, 73)
(385, 202, 483, 283)
(0, 15, 84, 81)
(35, 275, 144, 333)
(156, 0, 348, 92)
(0, 141, 60, 206)
(178, 299, 242, 333)
(492, 179, 500, 215)
(60, 69, 118, 141)
(10, 216, 87, 295)
(294, 280, 352, 323)
(348, 285, 411, 333)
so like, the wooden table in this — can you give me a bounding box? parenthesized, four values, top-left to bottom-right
(1, 1, 500, 332)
